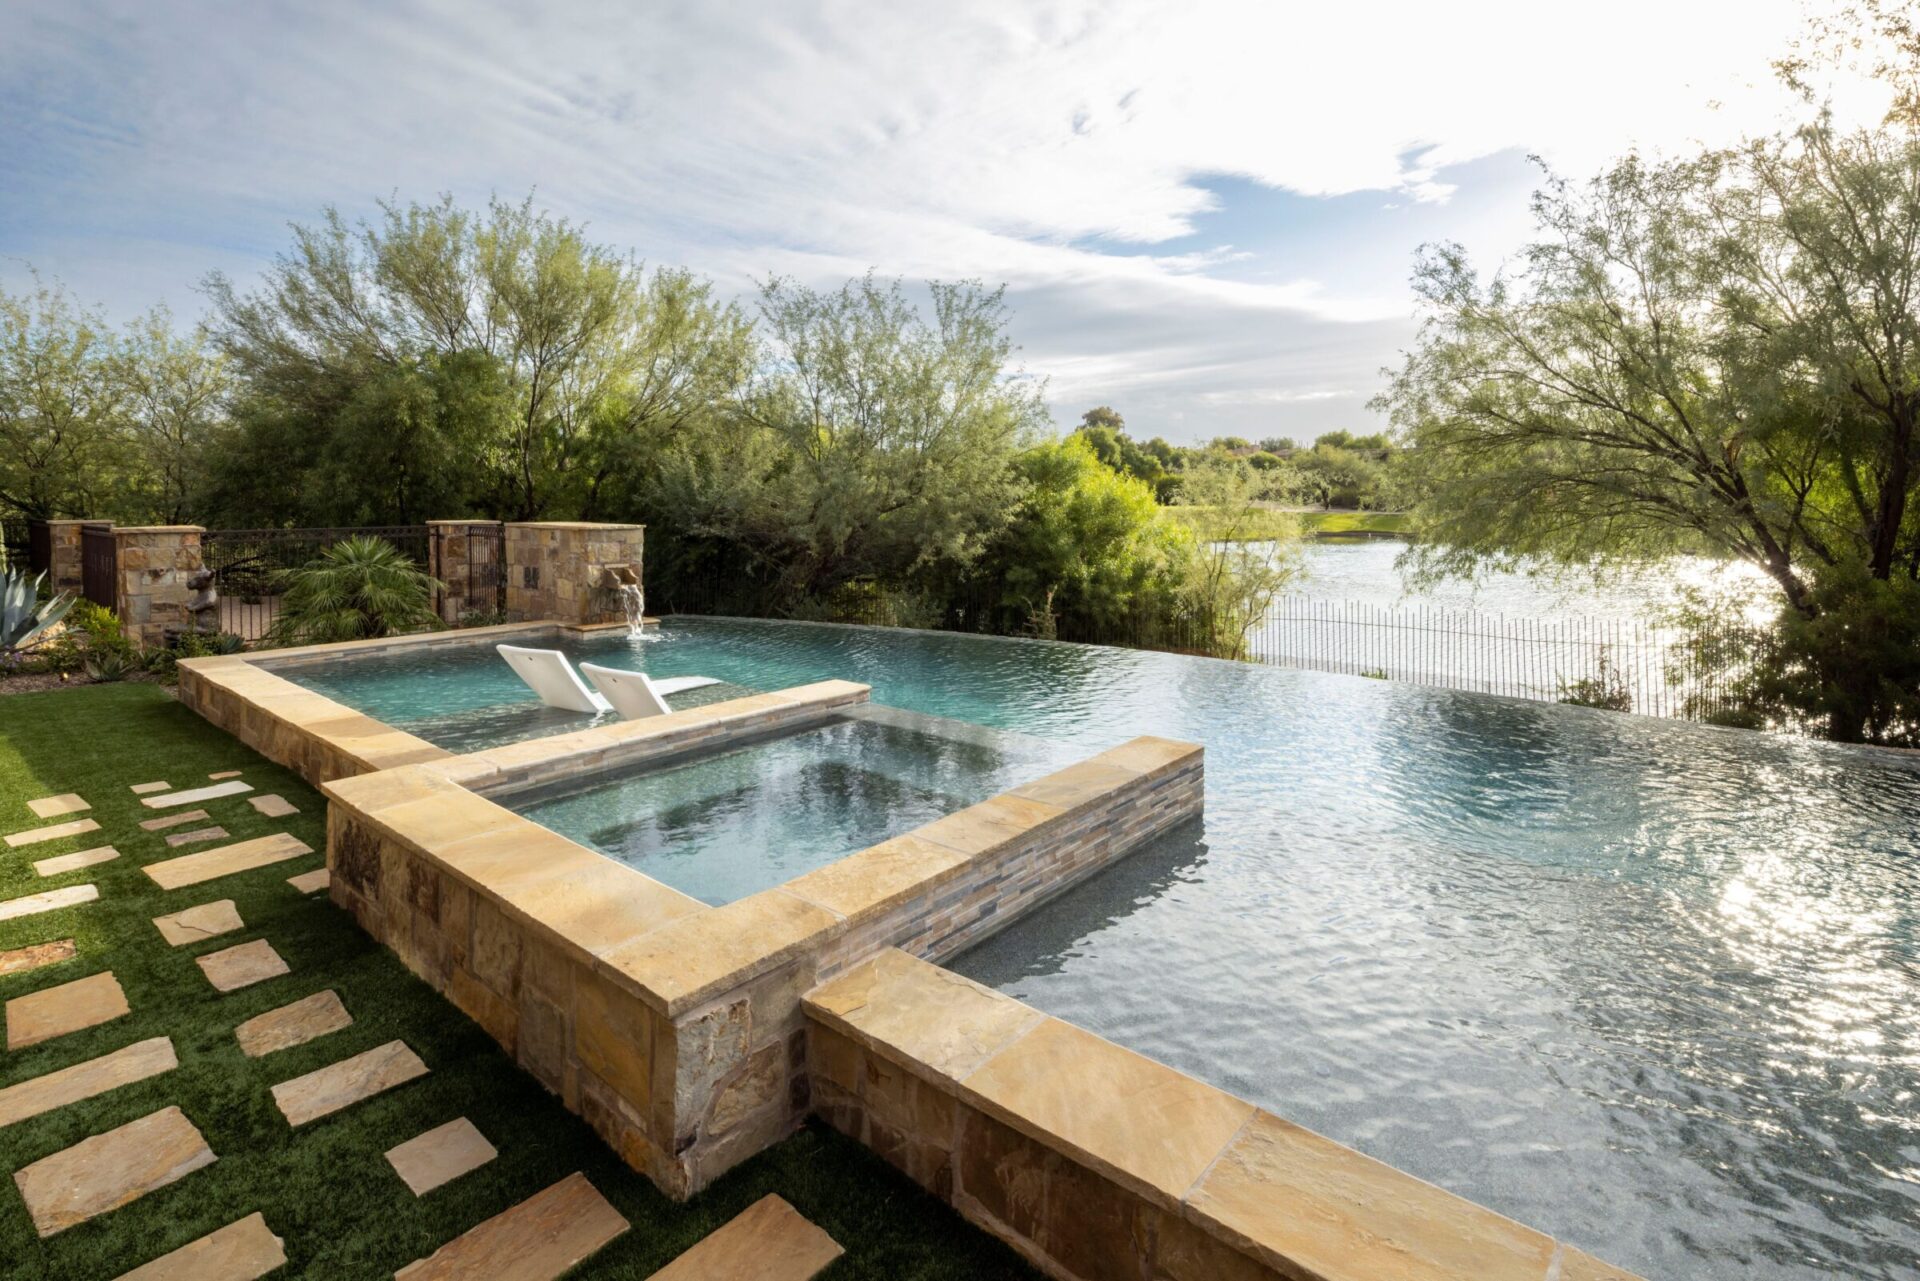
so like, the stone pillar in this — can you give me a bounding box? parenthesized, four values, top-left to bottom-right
(428, 520, 504, 624)
(44, 520, 94, 595)
(503, 522, 645, 625)
(113, 526, 204, 647)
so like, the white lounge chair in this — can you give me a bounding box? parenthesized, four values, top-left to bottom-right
(498, 644, 608, 713)
(580, 662, 721, 720)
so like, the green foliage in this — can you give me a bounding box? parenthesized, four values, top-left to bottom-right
(1174, 458, 1298, 657)
(34, 599, 130, 673)
(0, 548, 74, 654)
(263, 535, 442, 646)
(0, 277, 126, 521)
(1558, 650, 1634, 712)
(81, 646, 140, 682)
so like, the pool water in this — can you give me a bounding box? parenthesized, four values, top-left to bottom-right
(280, 617, 1920, 1279)
(507, 709, 1074, 905)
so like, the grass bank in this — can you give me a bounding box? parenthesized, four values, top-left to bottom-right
(1165, 506, 1410, 542)
(0, 682, 1038, 1279)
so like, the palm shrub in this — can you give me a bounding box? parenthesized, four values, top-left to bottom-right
(264, 535, 442, 646)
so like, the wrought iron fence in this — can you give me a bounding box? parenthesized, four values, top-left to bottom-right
(1, 519, 29, 572)
(202, 526, 433, 641)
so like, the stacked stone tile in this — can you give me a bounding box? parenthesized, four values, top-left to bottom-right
(502, 522, 644, 625)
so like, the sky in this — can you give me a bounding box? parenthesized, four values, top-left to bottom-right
(0, 0, 1885, 443)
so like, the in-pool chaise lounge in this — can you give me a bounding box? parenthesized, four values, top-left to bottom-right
(496, 644, 719, 718)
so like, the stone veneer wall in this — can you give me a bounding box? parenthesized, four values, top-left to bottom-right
(428, 520, 504, 624)
(43, 520, 90, 594)
(113, 525, 204, 646)
(807, 950, 1646, 1281)
(503, 522, 644, 625)
(321, 709, 1202, 1202)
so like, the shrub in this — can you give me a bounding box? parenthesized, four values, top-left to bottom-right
(264, 536, 443, 647)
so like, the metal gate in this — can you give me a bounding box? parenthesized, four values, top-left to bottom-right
(80, 523, 116, 608)
(27, 520, 52, 575)
(202, 526, 432, 641)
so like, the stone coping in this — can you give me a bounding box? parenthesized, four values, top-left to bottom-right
(806, 949, 1646, 1281)
(507, 521, 645, 531)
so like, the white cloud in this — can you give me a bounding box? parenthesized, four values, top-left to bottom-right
(0, 0, 1891, 440)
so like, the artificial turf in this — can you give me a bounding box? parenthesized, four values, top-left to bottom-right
(0, 682, 1041, 1279)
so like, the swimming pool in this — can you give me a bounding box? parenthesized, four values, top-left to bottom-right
(280, 616, 1920, 1279)
(506, 706, 1075, 905)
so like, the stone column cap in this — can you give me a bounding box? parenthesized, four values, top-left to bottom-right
(504, 521, 645, 531)
(113, 525, 206, 534)
(426, 518, 505, 526)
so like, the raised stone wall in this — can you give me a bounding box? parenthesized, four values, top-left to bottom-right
(502, 522, 644, 625)
(428, 520, 504, 624)
(43, 520, 89, 595)
(113, 525, 203, 647)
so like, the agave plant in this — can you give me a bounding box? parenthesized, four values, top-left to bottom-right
(1, 548, 74, 653)
(264, 535, 443, 646)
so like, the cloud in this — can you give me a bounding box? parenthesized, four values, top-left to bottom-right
(0, 0, 1889, 440)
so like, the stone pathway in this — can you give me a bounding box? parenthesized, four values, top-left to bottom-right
(393, 1172, 629, 1281)
(271, 1039, 428, 1127)
(644, 1195, 844, 1281)
(0, 883, 99, 921)
(12, 1105, 215, 1237)
(140, 809, 208, 833)
(32, 844, 118, 877)
(235, 990, 352, 1058)
(385, 1117, 496, 1196)
(5, 816, 102, 847)
(6, 971, 130, 1049)
(287, 868, 329, 895)
(196, 940, 289, 993)
(129, 781, 171, 795)
(0, 1037, 177, 1129)
(250, 795, 299, 817)
(164, 825, 230, 848)
(152, 899, 245, 946)
(113, 1211, 286, 1281)
(27, 793, 89, 819)
(0, 938, 77, 977)
(144, 832, 312, 891)
(209, 771, 244, 781)
(140, 780, 253, 809)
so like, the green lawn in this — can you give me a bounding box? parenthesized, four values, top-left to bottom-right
(1298, 510, 1410, 537)
(0, 682, 1038, 1279)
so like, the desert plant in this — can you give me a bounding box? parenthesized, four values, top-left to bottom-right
(1, 548, 74, 654)
(263, 536, 442, 646)
(83, 647, 140, 682)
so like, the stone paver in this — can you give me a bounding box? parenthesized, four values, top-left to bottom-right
(152, 899, 245, 947)
(27, 794, 89, 819)
(250, 794, 299, 817)
(32, 845, 119, 877)
(5, 817, 103, 848)
(130, 781, 172, 795)
(235, 990, 352, 1058)
(12, 1105, 215, 1237)
(0, 938, 77, 977)
(164, 825, 230, 848)
(393, 1172, 628, 1281)
(385, 1117, 497, 1195)
(0, 1037, 177, 1129)
(287, 868, 330, 894)
(209, 770, 244, 780)
(141, 809, 210, 832)
(6, 971, 131, 1049)
(271, 1039, 428, 1126)
(644, 1194, 844, 1281)
(196, 940, 289, 993)
(113, 1211, 286, 1281)
(0, 883, 99, 922)
(145, 832, 313, 891)
(141, 780, 253, 809)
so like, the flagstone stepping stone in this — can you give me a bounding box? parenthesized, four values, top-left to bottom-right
(6, 972, 130, 1049)
(0, 883, 99, 922)
(5, 817, 103, 848)
(33, 845, 119, 877)
(12, 1105, 215, 1237)
(164, 825, 230, 848)
(0, 938, 77, 977)
(113, 1211, 286, 1281)
(27, 794, 89, 819)
(152, 899, 244, 947)
(644, 1194, 843, 1281)
(235, 990, 351, 1058)
(209, 770, 244, 780)
(144, 832, 313, 891)
(250, 794, 299, 818)
(0, 1036, 177, 1129)
(130, 781, 172, 795)
(287, 868, 329, 895)
(271, 1039, 427, 1127)
(394, 1172, 628, 1281)
(141, 780, 253, 809)
(196, 940, 289, 993)
(385, 1117, 497, 1195)
(141, 809, 209, 832)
